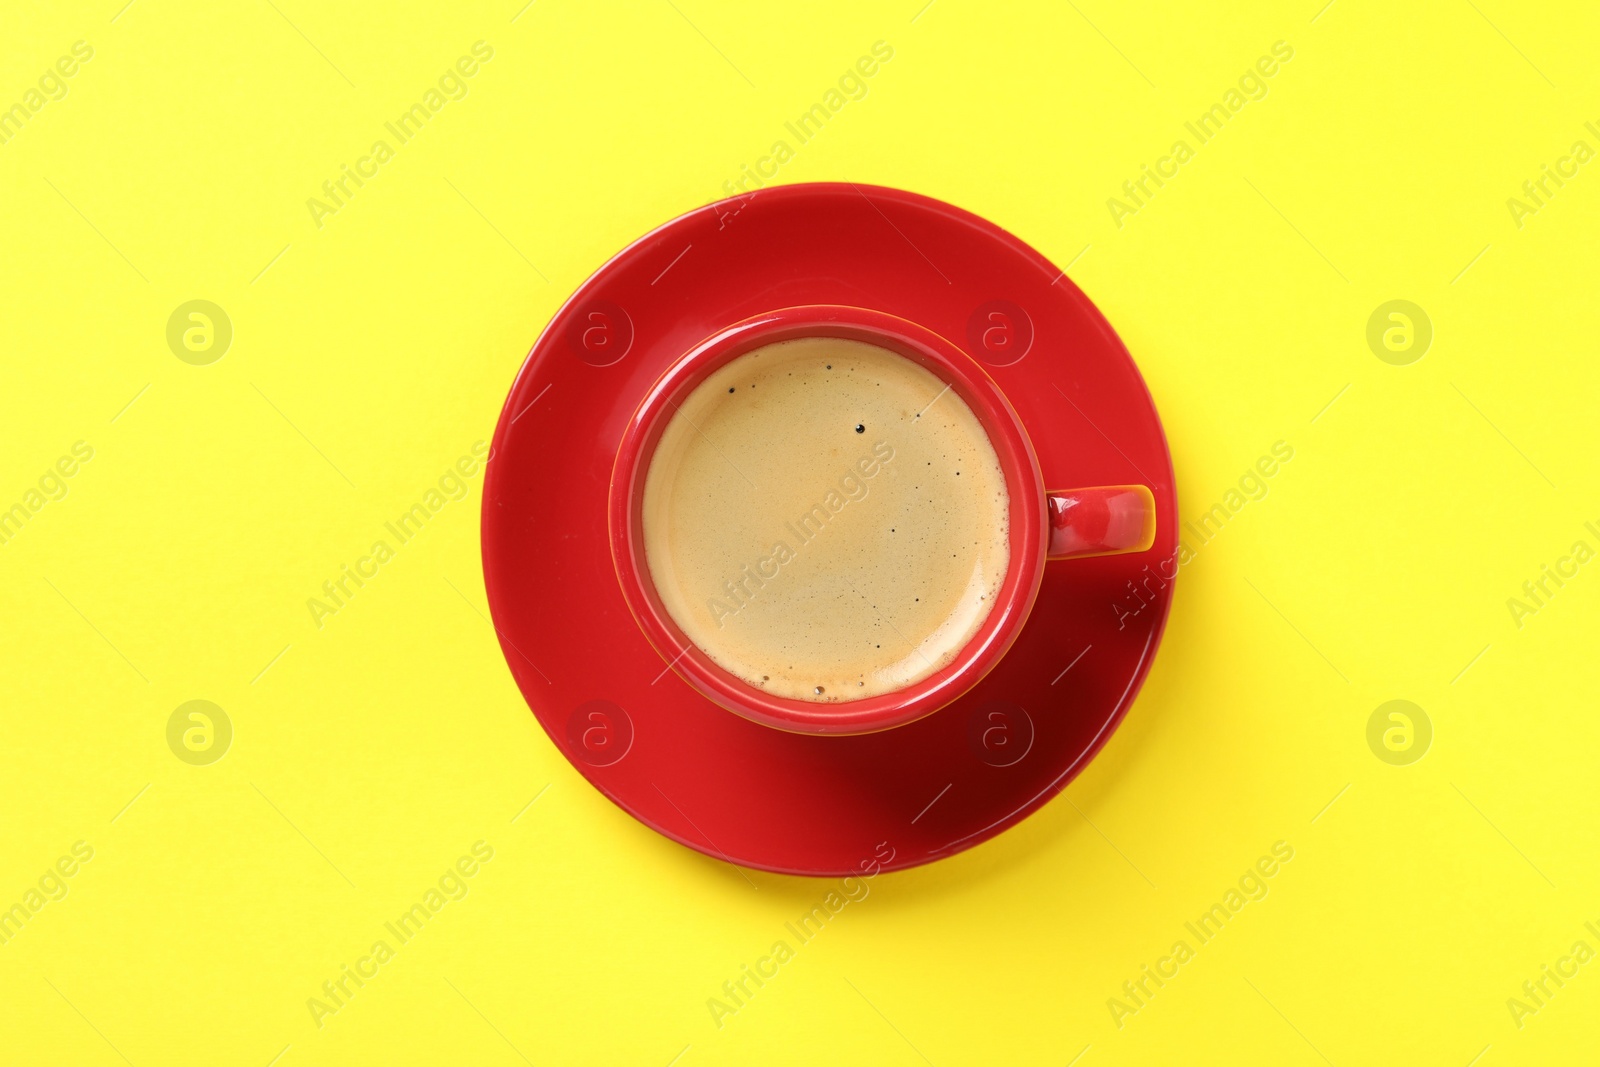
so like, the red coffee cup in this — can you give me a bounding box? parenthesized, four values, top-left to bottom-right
(609, 305, 1155, 735)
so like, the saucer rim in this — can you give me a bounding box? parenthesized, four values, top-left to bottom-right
(481, 181, 1177, 877)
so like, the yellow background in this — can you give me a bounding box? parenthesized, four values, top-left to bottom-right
(3, 0, 1597, 1063)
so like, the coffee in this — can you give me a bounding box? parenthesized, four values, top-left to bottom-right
(641, 336, 1010, 703)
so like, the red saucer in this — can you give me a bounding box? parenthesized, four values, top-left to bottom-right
(481, 183, 1176, 876)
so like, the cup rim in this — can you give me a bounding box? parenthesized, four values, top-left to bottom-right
(607, 304, 1047, 735)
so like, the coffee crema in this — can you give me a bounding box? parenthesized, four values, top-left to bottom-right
(640, 336, 1010, 704)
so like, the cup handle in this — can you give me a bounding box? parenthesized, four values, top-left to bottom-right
(1046, 485, 1157, 560)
